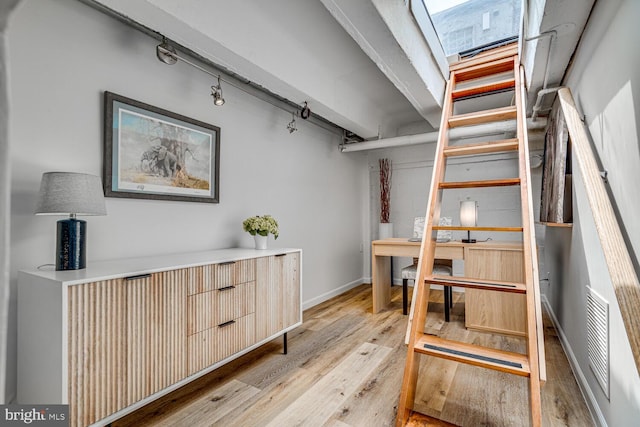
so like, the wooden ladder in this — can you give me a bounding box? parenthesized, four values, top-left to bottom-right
(395, 44, 546, 427)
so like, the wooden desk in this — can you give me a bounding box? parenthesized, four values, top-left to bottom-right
(371, 238, 463, 313)
(371, 238, 526, 335)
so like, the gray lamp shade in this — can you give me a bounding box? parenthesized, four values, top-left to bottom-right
(35, 172, 107, 216)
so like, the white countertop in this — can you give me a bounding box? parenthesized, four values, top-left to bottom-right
(20, 247, 301, 286)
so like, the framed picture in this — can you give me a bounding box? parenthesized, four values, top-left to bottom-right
(103, 91, 220, 203)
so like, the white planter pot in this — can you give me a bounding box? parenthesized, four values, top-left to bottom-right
(254, 234, 268, 250)
(378, 222, 394, 239)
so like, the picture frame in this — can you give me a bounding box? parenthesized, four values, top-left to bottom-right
(103, 91, 220, 203)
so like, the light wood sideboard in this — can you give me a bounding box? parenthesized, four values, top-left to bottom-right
(17, 248, 302, 427)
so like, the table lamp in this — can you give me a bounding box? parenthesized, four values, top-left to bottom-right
(35, 172, 107, 270)
(460, 200, 477, 243)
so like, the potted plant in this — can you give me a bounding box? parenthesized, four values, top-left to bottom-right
(243, 215, 279, 249)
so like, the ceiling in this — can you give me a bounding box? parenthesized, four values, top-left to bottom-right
(88, 0, 593, 143)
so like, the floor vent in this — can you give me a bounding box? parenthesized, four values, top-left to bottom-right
(586, 286, 609, 398)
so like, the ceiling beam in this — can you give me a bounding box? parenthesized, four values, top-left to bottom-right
(321, 0, 445, 128)
(521, 0, 596, 113)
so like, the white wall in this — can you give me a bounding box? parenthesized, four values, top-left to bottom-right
(6, 0, 369, 402)
(565, 0, 640, 267)
(542, 0, 640, 425)
(0, 0, 23, 405)
(544, 159, 640, 426)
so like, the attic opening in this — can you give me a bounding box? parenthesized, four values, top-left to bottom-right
(422, 0, 522, 58)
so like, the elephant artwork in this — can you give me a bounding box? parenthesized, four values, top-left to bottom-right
(104, 91, 219, 203)
(153, 145, 178, 177)
(140, 149, 158, 174)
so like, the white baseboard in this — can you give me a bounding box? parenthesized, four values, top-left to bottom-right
(542, 296, 607, 427)
(302, 278, 366, 310)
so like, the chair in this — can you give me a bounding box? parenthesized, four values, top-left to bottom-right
(400, 216, 454, 318)
(401, 259, 453, 319)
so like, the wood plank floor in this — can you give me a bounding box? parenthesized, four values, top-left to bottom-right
(111, 285, 593, 427)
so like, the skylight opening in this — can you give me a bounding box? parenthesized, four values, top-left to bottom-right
(423, 0, 522, 57)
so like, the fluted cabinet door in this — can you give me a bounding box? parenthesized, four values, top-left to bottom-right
(126, 270, 188, 405)
(255, 253, 300, 343)
(255, 256, 282, 342)
(282, 252, 301, 329)
(68, 279, 127, 427)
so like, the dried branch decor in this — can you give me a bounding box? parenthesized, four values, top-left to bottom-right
(379, 158, 391, 223)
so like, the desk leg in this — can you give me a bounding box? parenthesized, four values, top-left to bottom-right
(372, 254, 391, 313)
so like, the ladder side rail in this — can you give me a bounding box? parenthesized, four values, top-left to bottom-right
(404, 70, 456, 344)
(514, 57, 543, 427)
(516, 63, 546, 382)
(395, 240, 435, 426)
(396, 71, 456, 427)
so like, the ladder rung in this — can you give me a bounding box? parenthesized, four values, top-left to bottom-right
(426, 274, 526, 293)
(449, 106, 517, 128)
(439, 178, 520, 189)
(444, 139, 519, 157)
(432, 225, 524, 232)
(407, 411, 459, 426)
(452, 56, 515, 81)
(452, 77, 515, 100)
(414, 335, 531, 377)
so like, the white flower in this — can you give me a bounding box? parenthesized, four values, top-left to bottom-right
(242, 215, 279, 239)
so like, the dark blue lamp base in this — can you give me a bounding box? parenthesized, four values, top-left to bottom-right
(56, 218, 86, 270)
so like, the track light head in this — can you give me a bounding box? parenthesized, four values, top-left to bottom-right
(287, 112, 297, 134)
(212, 88, 225, 106)
(211, 76, 225, 106)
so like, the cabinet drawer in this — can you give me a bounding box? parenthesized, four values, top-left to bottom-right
(188, 327, 217, 375)
(187, 313, 256, 375)
(216, 281, 255, 324)
(188, 259, 256, 295)
(216, 313, 255, 361)
(434, 245, 464, 260)
(215, 259, 256, 288)
(187, 264, 215, 296)
(188, 281, 255, 335)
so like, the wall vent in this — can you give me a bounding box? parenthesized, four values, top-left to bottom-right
(586, 286, 609, 398)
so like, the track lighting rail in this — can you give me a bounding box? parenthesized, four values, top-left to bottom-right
(81, 0, 354, 138)
(156, 40, 345, 136)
